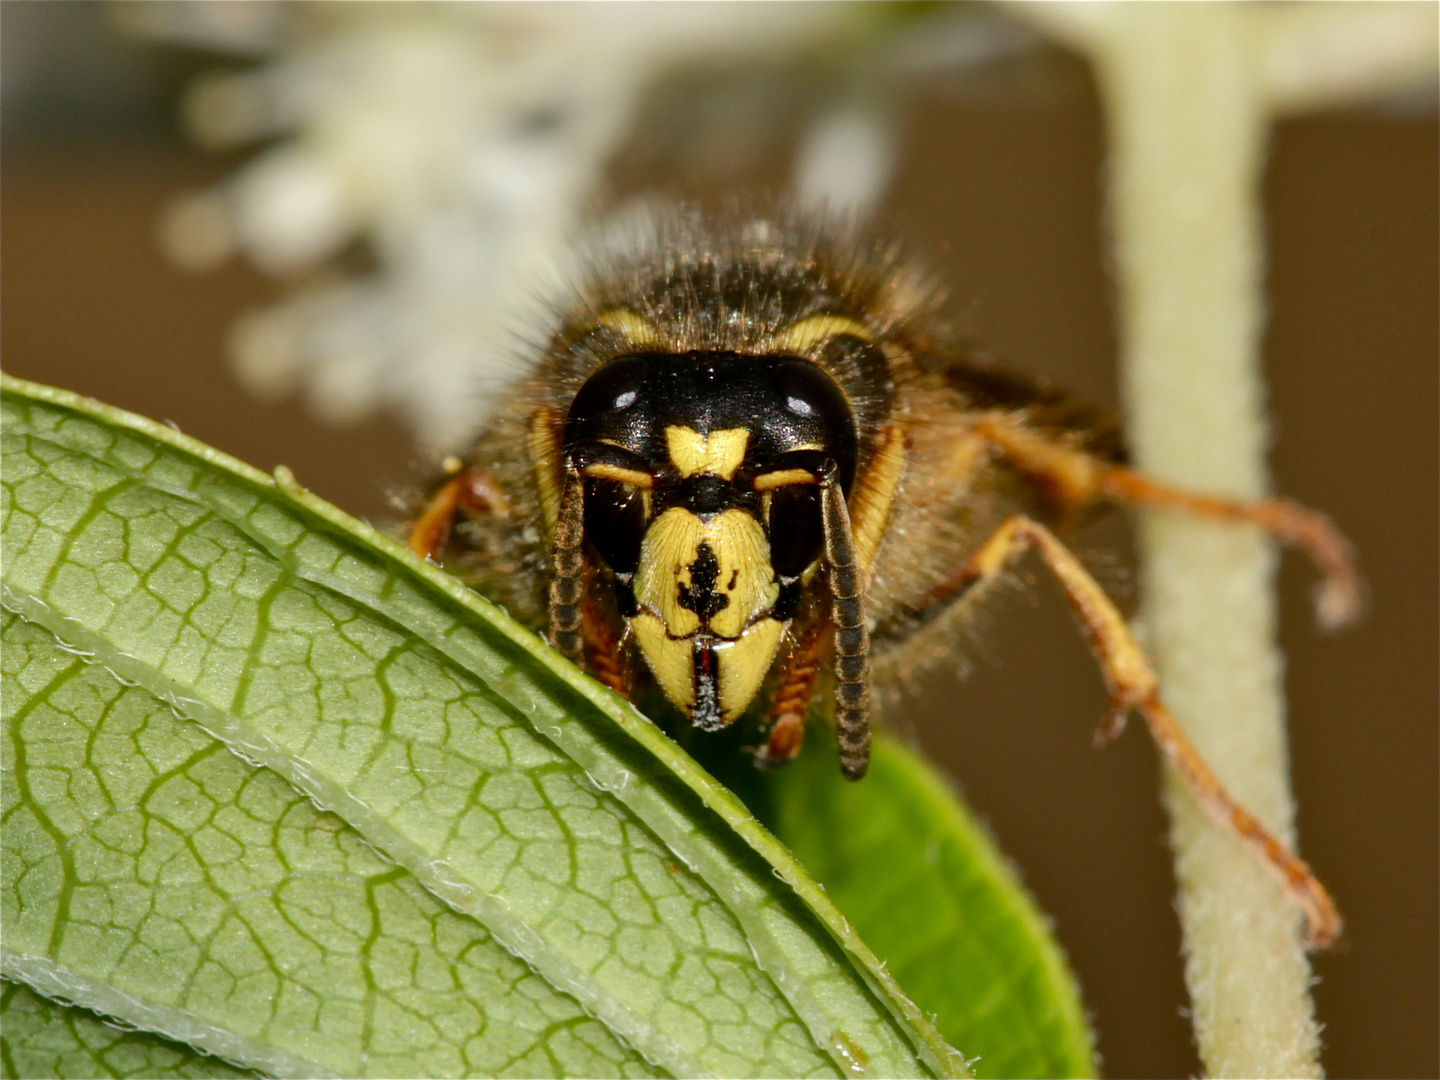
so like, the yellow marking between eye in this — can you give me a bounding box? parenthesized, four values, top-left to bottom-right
(753, 468, 817, 491)
(582, 463, 653, 488)
(594, 308, 660, 347)
(664, 426, 750, 480)
(769, 314, 874, 354)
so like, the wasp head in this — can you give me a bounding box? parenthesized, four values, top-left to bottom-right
(564, 349, 857, 729)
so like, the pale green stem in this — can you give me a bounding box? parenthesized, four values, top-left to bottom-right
(1058, 11, 1316, 1075)
(1008, 2, 1436, 1076)
(1097, 10, 1317, 1077)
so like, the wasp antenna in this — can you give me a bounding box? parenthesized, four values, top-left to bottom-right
(820, 465, 871, 780)
(548, 464, 586, 663)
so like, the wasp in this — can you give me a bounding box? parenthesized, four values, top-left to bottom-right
(407, 208, 1360, 949)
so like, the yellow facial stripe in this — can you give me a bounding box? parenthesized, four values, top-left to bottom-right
(593, 307, 660, 347)
(664, 426, 750, 480)
(715, 618, 786, 723)
(851, 425, 908, 582)
(582, 462, 653, 488)
(753, 468, 817, 492)
(631, 613, 694, 711)
(769, 314, 874, 354)
(527, 407, 562, 538)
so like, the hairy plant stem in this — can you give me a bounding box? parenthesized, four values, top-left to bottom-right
(1011, 3, 1436, 1076)
(1097, 11, 1318, 1076)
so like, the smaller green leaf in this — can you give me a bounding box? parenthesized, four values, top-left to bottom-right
(1, 980, 257, 1080)
(768, 737, 1096, 1080)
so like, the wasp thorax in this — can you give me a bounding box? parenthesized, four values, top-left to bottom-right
(564, 350, 857, 729)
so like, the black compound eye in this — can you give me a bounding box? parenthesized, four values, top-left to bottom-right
(583, 478, 645, 576)
(771, 360, 858, 489)
(774, 359, 850, 424)
(768, 484, 823, 580)
(568, 355, 649, 424)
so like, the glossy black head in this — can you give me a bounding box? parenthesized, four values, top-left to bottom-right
(563, 350, 859, 727)
(566, 351, 856, 486)
(565, 350, 857, 585)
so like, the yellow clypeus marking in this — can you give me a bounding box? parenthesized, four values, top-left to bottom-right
(715, 618, 786, 722)
(631, 506, 786, 721)
(664, 426, 750, 480)
(593, 307, 661, 347)
(768, 313, 874, 355)
(631, 613, 694, 712)
(634, 508, 776, 639)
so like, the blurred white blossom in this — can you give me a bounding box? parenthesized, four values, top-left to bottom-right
(134, 1, 1020, 449)
(794, 105, 899, 218)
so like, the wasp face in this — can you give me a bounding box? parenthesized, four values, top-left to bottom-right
(565, 350, 857, 729)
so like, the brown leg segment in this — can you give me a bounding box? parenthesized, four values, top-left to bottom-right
(953, 513, 1340, 949)
(1098, 466, 1362, 630)
(973, 413, 1363, 629)
(755, 618, 828, 770)
(580, 565, 629, 697)
(407, 465, 510, 563)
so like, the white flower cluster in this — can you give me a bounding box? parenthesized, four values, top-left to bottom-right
(136, 2, 913, 450)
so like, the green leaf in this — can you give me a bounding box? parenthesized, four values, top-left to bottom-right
(767, 738, 1096, 1080)
(1, 375, 964, 1079)
(1, 981, 259, 1080)
(1, 609, 658, 1079)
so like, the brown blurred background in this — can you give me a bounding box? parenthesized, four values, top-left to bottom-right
(3, 6, 1435, 1077)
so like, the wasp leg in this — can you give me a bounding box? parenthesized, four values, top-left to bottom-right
(756, 618, 827, 770)
(953, 513, 1341, 949)
(580, 564, 630, 697)
(1099, 467, 1362, 630)
(973, 414, 1363, 630)
(407, 465, 511, 563)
